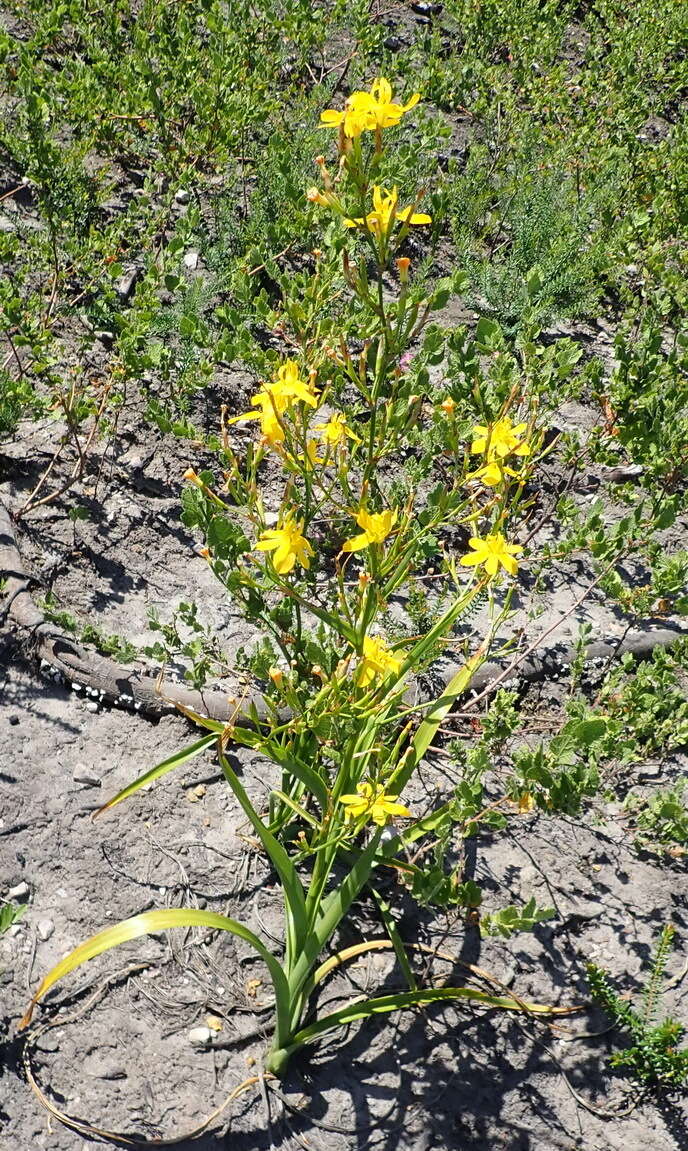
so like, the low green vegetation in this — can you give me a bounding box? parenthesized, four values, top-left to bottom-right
(589, 926, 688, 1090)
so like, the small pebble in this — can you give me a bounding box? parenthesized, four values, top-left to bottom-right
(37, 919, 55, 942)
(8, 715, 19, 726)
(85, 701, 100, 713)
(174, 188, 190, 204)
(183, 250, 199, 270)
(36, 1034, 59, 1052)
(72, 764, 101, 787)
(188, 1026, 214, 1047)
(8, 882, 29, 900)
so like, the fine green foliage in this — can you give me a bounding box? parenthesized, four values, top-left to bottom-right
(588, 926, 688, 1089)
(41, 594, 138, 664)
(625, 788, 688, 857)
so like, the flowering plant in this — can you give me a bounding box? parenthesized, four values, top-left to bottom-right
(23, 78, 553, 1084)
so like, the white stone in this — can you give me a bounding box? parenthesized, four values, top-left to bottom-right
(188, 1026, 214, 1046)
(8, 882, 29, 900)
(37, 919, 55, 942)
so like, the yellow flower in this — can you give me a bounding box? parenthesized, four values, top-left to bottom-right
(315, 412, 361, 447)
(269, 360, 319, 409)
(366, 77, 421, 128)
(440, 396, 457, 416)
(298, 439, 325, 468)
(470, 417, 531, 460)
(345, 185, 431, 240)
(342, 506, 397, 552)
(468, 460, 520, 487)
(320, 92, 372, 139)
(256, 514, 314, 575)
(338, 781, 411, 826)
(226, 361, 318, 446)
(320, 78, 420, 138)
(357, 634, 403, 687)
(460, 532, 523, 578)
(245, 389, 286, 445)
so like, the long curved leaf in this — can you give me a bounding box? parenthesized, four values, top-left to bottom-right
(290, 828, 383, 999)
(389, 650, 485, 796)
(21, 908, 291, 1044)
(371, 889, 417, 991)
(289, 984, 562, 1051)
(96, 734, 216, 817)
(218, 750, 308, 960)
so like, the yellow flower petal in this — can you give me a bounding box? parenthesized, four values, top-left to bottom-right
(501, 553, 518, 577)
(395, 206, 432, 225)
(320, 109, 344, 126)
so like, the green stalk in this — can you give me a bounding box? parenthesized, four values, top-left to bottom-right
(218, 750, 308, 967)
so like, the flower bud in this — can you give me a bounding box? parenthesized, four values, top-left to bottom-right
(268, 667, 284, 688)
(183, 467, 200, 484)
(440, 396, 457, 416)
(314, 155, 332, 190)
(396, 256, 411, 283)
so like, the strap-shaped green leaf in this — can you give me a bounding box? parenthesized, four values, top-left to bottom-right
(22, 908, 291, 1045)
(290, 828, 383, 999)
(371, 888, 417, 991)
(288, 984, 560, 1052)
(390, 650, 485, 795)
(218, 750, 308, 960)
(96, 734, 217, 816)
